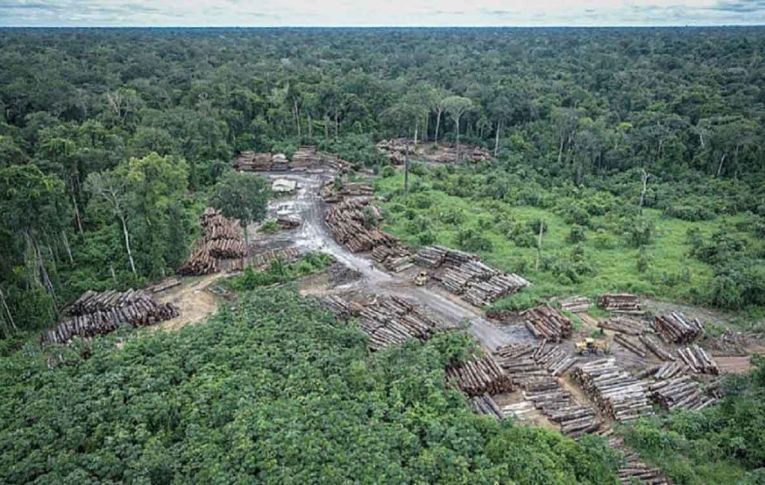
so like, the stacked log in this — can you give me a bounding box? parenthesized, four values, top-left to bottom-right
(655, 361, 687, 380)
(614, 334, 647, 358)
(559, 296, 592, 313)
(43, 290, 179, 344)
(609, 437, 671, 485)
(522, 306, 573, 342)
(649, 375, 718, 411)
(677, 345, 719, 375)
(326, 198, 402, 248)
(207, 239, 248, 259)
(146, 278, 181, 293)
(235, 147, 349, 173)
(597, 293, 643, 314)
(179, 208, 244, 276)
(416, 245, 529, 306)
(371, 245, 414, 273)
(638, 334, 676, 361)
(598, 316, 646, 336)
(276, 215, 302, 229)
(446, 355, 513, 397)
(571, 359, 653, 423)
(376, 139, 493, 165)
(321, 295, 363, 320)
(655, 312, 704, 344)
(414, 245, 449, 268)
(178, 246, 219, 275)
(533, 343, 579, 376)
(470, 393, 504, 420)
(222, 247, 303, 273)
(66, 288, 153, 315)
(323, 295, 439, 350)
(494, 342, 597, 436)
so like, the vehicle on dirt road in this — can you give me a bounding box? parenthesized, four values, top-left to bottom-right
(414, 271, 429, 286)
(575, 338, 609, 356)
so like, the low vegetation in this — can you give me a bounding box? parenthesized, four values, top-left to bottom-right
(0, 288, 620, 484)
(376, 165, 765, 322)
(227, 252, 333, 290)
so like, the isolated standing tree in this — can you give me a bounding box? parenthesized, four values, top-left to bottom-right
(442, 96, 473, 159)
(210, 171, 270, 251)
(86, 171, 137, 275)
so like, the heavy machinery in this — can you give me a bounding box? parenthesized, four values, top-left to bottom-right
(575, 338, 609, 356)
(414, 271, 429, 286)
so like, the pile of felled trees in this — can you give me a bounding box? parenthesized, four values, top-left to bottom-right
(571, 359, 653, 423)
(446, 355, 513, 397)
(597, 293, 643, 314)
(655, 312, 704, 343)
(414, 245, 529, 306)
(322, 294, 439, 351)
(41, 289, 179, 344)
(178, 208, 245, 276)
(521, 306, 573, 342)
(325, 198, 414, 272)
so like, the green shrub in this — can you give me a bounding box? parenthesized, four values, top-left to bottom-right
(456, 228, 493, 253)
(568, 224, 587, 243)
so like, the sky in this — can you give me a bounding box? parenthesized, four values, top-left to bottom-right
(0, 0, 764, 27)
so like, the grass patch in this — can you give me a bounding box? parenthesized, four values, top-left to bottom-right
(377, 171, 752, 309)
(228, 252, 333, 290)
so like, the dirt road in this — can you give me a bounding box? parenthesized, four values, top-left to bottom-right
(258, 171, 529, 351)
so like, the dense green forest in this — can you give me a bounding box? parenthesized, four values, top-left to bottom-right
(0, 288, 621, 484)
(2, 28, 765, 484)
(2, 27, 765, 335)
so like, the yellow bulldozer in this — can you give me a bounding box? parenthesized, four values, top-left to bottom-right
(575, 338, 609, 356)
(414, 271, 429, 286)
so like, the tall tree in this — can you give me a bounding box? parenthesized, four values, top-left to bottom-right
(210, 171, 270, 252)
(442, 96, 474, 159)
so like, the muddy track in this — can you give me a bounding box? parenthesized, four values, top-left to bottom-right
(258, 171, 529, 351)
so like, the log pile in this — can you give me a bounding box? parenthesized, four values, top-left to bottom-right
(320, 179, 374, 201)
(559, 296, 592, 313)
(446, 355, 514, 397)
(495, 342, 578, 379)
(522, 306, 573, 342)
(677, 345, 719, 375)
(222, 247, 303, 273)
(638, 334, 676, 361)
(637, 361, 687, 380)
(597, 293, 643, 314)
(609, 437, 671, 485)
(494, 342, 597, 436)
(416, 245, 529, 306)
(276, 215, 301, 229)
(470, 393, 504, 420)
(648, 375, 718, 411)
(178, 208, 244, 276)
(43, 290, 179, 344)
(234, 147, 348, 173)
(655, 312, 704, 344)
(146, 278, 181, 293)
(376, 139, 493, 165)
(371, 245, 414, 273)
(325, 198, 413, 271)
(598, 316, 646, 336)
(614, 333, 647, 358)
(572, 359, 653, 423)
(534, 343, 579, 376)
(358, 296, 439, 351)
(321, 295, 363, 320)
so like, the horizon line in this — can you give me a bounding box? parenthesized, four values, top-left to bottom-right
(2, 24, 765, 29)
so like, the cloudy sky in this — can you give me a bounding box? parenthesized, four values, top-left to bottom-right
(0, 0, 764, 27)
